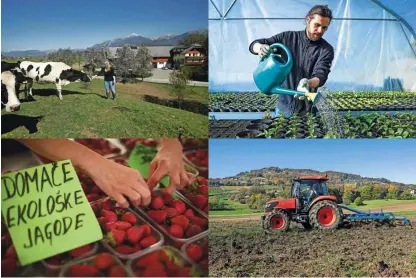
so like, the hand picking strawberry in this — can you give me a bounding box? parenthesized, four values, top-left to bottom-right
(147, 139, 196, 194)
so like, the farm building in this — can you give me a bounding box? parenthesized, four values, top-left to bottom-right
(106, 45, 172, 69)
(170, 44, 208, 68)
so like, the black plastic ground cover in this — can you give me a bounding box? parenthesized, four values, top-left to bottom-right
(209, 112, 416, 139)
(209, 92, 278, 113)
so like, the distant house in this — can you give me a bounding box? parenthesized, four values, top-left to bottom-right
(104, 44, 208, 70)
(411, 189, 416, 195)
(169, 44, 207, 68)
(106, 45, 172, 69)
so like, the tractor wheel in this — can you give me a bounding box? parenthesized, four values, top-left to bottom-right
(264, 209, 290, 232)
(309, 200, 343, 230)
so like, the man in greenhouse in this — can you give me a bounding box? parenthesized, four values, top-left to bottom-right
(249, 5, 335, 116)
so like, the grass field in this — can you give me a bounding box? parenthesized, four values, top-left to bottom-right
(1, 79, 208, 138)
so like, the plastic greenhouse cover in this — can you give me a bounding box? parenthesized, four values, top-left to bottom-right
(209, 0, 416, 92)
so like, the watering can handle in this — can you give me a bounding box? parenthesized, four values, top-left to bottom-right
(259, 43, 292, 65)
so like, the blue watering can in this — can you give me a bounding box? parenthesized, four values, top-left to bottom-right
(253, 43, 321, 104)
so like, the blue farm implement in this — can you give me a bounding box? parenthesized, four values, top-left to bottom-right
(339, 205, 411, 226)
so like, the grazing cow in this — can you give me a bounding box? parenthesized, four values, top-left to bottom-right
(1, 61, 27, 112)
(19, 61, 91, 100)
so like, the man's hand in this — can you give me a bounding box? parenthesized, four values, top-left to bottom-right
(147, 139, 195, 194)
(87, 159, 150, 208)
(295, 78, 310, 100)
(253, 43, 270, 58)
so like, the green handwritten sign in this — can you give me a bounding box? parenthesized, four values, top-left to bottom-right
(1, 160, 103, 266)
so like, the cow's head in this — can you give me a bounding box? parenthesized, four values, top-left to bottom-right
(1, 71, 21, 112)
(60, 69, 91, 83)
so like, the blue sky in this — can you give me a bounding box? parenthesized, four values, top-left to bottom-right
(1, 0, 207, 51)
(209, 140, 416, 184)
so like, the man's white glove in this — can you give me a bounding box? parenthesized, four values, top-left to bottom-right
(295, 78, 309, 100)
(253, 43, 270, 58)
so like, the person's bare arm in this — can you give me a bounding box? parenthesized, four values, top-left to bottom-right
(19, 139, 150, 208)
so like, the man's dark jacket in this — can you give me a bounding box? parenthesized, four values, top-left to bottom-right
(249, 29, 334, 115)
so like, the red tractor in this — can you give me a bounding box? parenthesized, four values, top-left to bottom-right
(261, 174, 344, 231)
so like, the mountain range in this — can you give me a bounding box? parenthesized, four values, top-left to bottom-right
(1, 29, 206, 57)
(210, 166, 415, 188)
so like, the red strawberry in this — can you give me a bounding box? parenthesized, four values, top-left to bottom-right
(69, 244, 92, 258)
(185, 193, 196, 201)
(97, 217, 107, 226)
(168, 224, 184, 238)
(101, 200, 113, 210)
(109, 265, 126, 277)
(184, 209, 195, 217)
(195, 149, 206, 159)
(203, 205, 208, 214)
(1, 233, 11, 246)
(164, 207, 179, 217)
(147, 210, 167, 224)
(1, 258, 17, 277)
(104, 221, 116, 231)
(131, 243, 142, 253)
(5, 245, 17, 259)
(161, 224, 170, 231)
(114, 221, 132, 230)
(69, 265, 99, 277)
(94, 253, 114, 270)
(200, 156, 208, 167)
(185, 225, 202, 238)
(140, 236, 157, 248)
(121, 212, 137, 224)
(176, 266, 192, 277)
(108, 229, 126, 246)
(171, 215, 190, 229)
(189, 216, 208, 228)
(46, 255, 62, 266)
(151, 196, 165, 209)
(115, 245, 136, 255)
(165, 259, 182, 276)
(135, 253, 159, 268)
(162, 193, 174, 205)
(101, 209, 118, 222)
(87, 194, 100, 202)
(199, 259, 208, 270)
(91, 186, 102, 194)
(141, 224, 152, 236)
(127, 226, 145, 244)
(171, 200, 186, 214)
(196, 176, 208, 186)
(194, 195, 208, 209)
(197, 185, 209, 196)
(186, 244, 203, 262)
(142, 262, 167, 277)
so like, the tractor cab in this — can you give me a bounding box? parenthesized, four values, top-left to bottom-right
(292, 175, 329, 213)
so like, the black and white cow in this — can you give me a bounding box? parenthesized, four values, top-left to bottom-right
(1, 61, 27, 112)
(19, 61, 91, 100)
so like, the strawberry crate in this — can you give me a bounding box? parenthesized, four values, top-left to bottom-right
(177, 176, 209, 218)
(181, 233, 209, 276)
(58, 251, 132, 277)
(183, 149, 208, 178)
(134, 189, 209, 249)
(90, 198, 164, 260)
(126, 246, 204, 277)
(1, 234, 38, 277)
(40, 242, 99, 277)
(74, 139, 127, 159)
